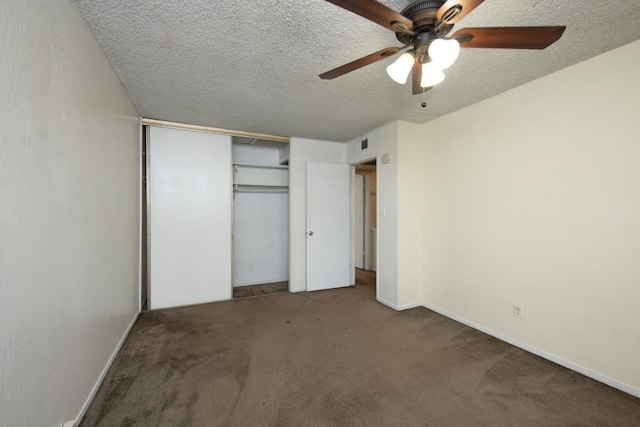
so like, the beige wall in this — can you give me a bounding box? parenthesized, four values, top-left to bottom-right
(419, 40, 640, 395)
(0, 0, 141, 425)
(397, 121, 423, 307)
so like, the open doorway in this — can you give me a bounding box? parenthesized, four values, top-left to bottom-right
(354, 159, 377, 295)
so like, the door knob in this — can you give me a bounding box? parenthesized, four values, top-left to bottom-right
(308, 231, 314, 236)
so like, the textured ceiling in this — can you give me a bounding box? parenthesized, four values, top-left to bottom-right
(74, 0, 640, 142)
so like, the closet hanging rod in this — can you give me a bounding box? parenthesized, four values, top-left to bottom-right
(233, 162, 289, 170)
(233, 187, 288, 193)
(234, 183, 288, 188)
(234, 189, 289, 193)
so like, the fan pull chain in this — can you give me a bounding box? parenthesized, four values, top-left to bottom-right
(421, 88, 427, 108)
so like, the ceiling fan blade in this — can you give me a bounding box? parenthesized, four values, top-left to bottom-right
(453, 26, 567, 49)
(437, 0, 484, 23)
(411, 61, 432, 95)
(319, 47, 400, 80)
(324, 0, 413, 32)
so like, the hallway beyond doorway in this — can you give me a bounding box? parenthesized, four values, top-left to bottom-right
(355, 268, 375, 294)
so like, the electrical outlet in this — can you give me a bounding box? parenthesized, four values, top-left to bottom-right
(513, 304, 523, 319)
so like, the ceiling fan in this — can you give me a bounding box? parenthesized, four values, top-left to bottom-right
(319, 0, 566, 96)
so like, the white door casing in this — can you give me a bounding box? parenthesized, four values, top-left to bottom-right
(306, 161, 351, 291)
(354, 174, 365, 269)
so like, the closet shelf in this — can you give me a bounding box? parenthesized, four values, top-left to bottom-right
(233, 162, 289, 170)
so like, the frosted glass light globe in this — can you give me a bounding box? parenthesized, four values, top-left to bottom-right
(420, 62, 445, 87)
(428, 38, 460, 70)
(386, 52, 415, 84)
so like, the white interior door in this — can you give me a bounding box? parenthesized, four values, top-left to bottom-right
(354, 174, 365, 269)
(148, 126, 232, 309)
(306, 161, 350, 291)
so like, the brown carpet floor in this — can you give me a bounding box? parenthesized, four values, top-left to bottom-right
(81, 274, 640, 426)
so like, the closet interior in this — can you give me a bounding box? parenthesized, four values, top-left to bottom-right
(232, 137, 290, 298)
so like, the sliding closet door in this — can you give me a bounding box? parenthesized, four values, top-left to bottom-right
(148, 126, 232, 309)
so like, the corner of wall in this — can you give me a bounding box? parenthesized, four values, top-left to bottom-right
(396, 121, 424, 308)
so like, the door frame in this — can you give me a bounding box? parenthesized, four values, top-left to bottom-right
(354, 174, 365, 269)
(363, 173, 372, 271)
(352, 157, 377, 288)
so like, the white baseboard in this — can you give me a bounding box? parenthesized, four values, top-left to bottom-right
(421, 302, 640, 399)
(377, 297, 421, 311)
(376, 296, 398, 310)
(377, 297, 409, 310)
(398, 301, 422, 310)
(75, 311, 140, 424)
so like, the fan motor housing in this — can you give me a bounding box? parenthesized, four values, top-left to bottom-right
(395, 0, 454, 45)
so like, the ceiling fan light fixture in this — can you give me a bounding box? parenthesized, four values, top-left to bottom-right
(421, 62, 445, 87)
(428, 38, 460, 70)
(386, 52, 415, 84)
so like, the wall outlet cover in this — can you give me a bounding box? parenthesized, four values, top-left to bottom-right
(513, 304, 523, 318)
